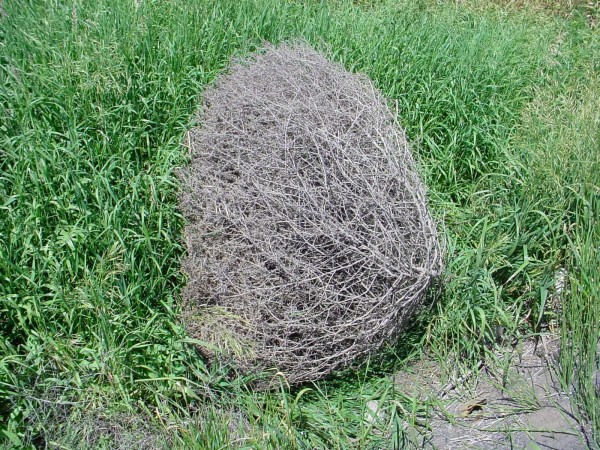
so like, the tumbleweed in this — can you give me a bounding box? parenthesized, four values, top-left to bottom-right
(179, 42, 443, 385)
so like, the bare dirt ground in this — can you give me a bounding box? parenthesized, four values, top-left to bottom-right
(395, 335, 594, 449)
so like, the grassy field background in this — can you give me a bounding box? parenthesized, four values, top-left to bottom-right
(0, 0, 598, 448)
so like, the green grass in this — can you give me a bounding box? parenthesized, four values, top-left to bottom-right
(559, 192, 600, 440)
(0, 0, 598, 448)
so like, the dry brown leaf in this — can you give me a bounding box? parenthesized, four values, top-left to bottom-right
(459, 398, 488, 417)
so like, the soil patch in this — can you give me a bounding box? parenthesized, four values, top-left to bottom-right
(395, 336, 593, 449)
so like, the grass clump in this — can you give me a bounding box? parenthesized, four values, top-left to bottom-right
(0, 0, 598, 447)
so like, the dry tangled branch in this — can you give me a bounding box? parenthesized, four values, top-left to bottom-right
(180, 42, 443, 385)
